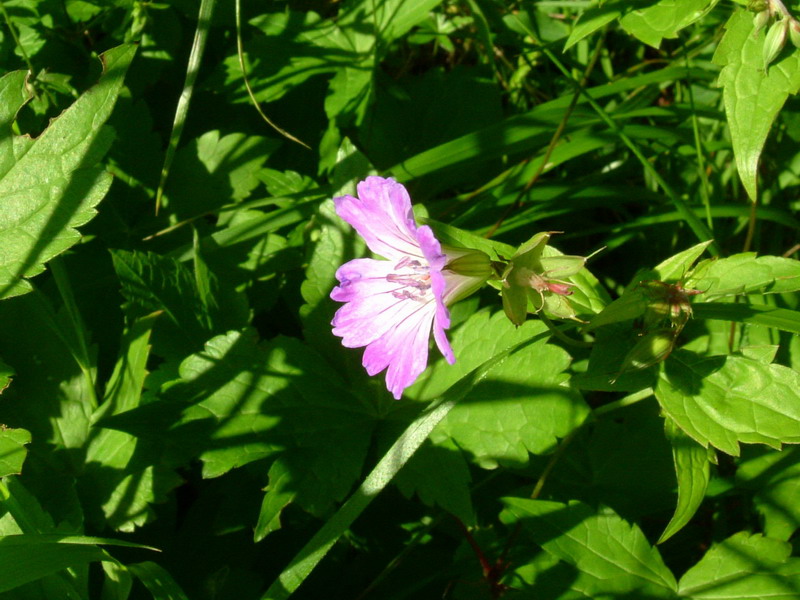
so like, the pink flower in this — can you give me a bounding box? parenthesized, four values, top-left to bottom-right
(330, 177, 459, 399)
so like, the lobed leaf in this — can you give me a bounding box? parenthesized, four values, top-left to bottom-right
(678, 532, 800, 599)
(655, 351, 800, 456)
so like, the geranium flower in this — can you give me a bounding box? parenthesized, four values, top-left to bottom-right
(330, 176, 489, 399)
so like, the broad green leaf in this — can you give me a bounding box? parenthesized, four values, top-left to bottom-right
(564, 0, 624, 51)
(0, 534, 152, 594)
(659, 418, 710, 543)
(620, 0, 720, 48)
(0, 428, 31, 477)
(0, 71, 33, 180)
(687, 253, 800, 299)
(101, 560, 133, 600)
(655, 351, 800, 456)
(713, 10, 800, 200)
(434, 318, 589, 468)
(678, 532, 800, 599)
(501, 499, 678, 597)
(103, 331, 376, 523)
(737, 446, 800, 540)
(0, 44, 136, 300)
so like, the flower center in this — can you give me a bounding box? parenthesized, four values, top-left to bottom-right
(386, 257, 431, 301)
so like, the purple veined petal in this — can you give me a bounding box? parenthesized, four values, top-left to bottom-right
(334, 177, 422, 260)
(330, 258, 397, 303)
(361, 304, 436, 399)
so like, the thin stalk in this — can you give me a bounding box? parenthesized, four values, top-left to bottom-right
(512, 12, 720, 256)
(235, 0, 309, 148)
(0, 0, 35, 75)
(684, 54, 713, 231)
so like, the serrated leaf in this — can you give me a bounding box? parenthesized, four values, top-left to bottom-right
(655, 351, 800, 456)
(713, 10, 800, 200)
(394, 437, 473, 524)
(501, 499, 678, 597)
(81, 314, 180, 532)
(737, 446, 800, 540)
(659, 418, 710, 543)
(0, 428, 31, 477)
(620, 0, 720, 48)
(687, 253, 800, 299)
(103, 331, 377, 526)
(653, 241, 714, 281)
(678, 532, 800, 598)
(413, 311, 589, 468)
(0, 44, 136, 300)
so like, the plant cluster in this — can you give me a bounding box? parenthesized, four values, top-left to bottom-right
(1, 0, 800, 599)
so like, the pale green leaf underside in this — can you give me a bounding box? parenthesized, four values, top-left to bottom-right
(0, 44, 136, 300)
(713, 11, 800, 201)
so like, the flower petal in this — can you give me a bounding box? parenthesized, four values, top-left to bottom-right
(334, 177, 422, 260)
(361, 305, 435, 399)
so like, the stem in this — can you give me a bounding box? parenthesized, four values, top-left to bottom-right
(511, 12, 720, 256)
(0, 0, 35, 76)
(539, 312, 593, 348)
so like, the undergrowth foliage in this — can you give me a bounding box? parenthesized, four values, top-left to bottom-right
(1, 0, 800, 598)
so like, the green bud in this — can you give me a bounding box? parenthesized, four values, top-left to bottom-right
(747, 0, 769, 12)
(790, 19, 800, 49)
(613, 328, 677, 382)
(442, 247, 493, 305)
(763, 18, 789, 70)
(753, 9, 771, 36)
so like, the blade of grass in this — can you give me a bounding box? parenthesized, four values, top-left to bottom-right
(513, 11, 720, 256)
(693, 302, 800, 334)
(260, 332, 547, 599)
(155, 0, 216, 214)
(234, 0, 309, 149)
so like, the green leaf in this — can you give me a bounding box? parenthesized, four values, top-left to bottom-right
(693, 302, 800, 334)
(713, 10, 800, 200)
(619, 0, 720, 48)
(433, 315, 589, 468)
(564, 0, 624, 51)
(0, 357, 13, 395)
(737, 446, 800, 540)
(0, 44, 136, 300)
(0, 428, 31, 477)
(658, 418, 710, 544)
(653, 241, 714, 281)
(393, 437, 473, 525)
(678, 532, 800, 598)
(687, 253, 800, 299)
(127, 561, 189, 600)
(501, 499, 678, 597)
(0, 534, 153, 594)
(655, 351, 800, 456)
(81, 314, 180, 532)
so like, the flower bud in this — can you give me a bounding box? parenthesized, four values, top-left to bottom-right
(612, 328, 677, 382)
(763, 18, 789, 70)
(442, 247, 493, 305)
(753, 9, 771, 36)
(790, 19, 800, 49)
(747, 0, 769, 12)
